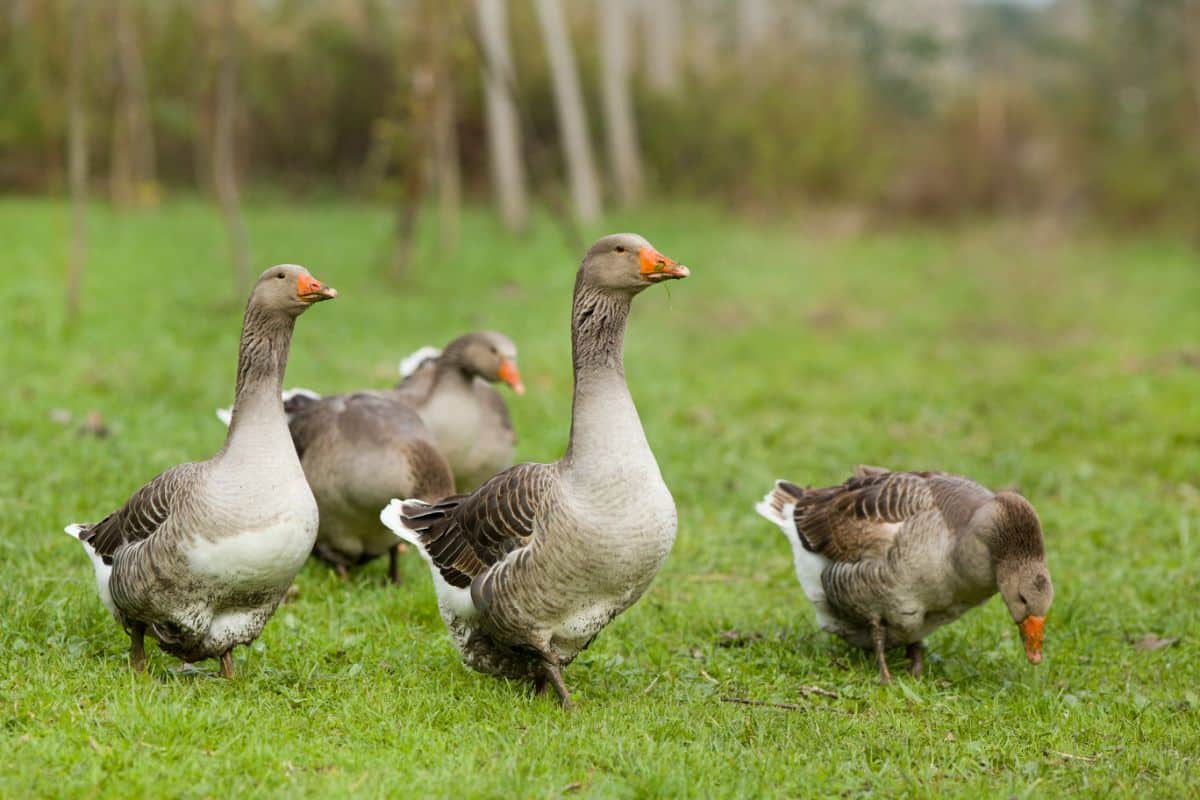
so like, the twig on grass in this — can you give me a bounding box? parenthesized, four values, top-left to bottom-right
(1048, 749, 1100, 763)
(723, 697, 804, 711)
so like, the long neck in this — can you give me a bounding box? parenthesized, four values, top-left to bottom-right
(563, 281, 647, 467)
(223, 301, 295, 452)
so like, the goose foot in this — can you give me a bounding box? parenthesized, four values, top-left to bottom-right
(219, 650, 235, 679)
(906, 641, 925, 679)
(388, 545, 401, 585)
(542, 661, 574, 710)
(335, 563, 350, 581)
(129, 622, 146, 672)
(871, 620, 892, 685)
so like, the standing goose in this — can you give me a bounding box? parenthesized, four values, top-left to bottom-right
(381, 234, 689, 708)
(65, 265, 337, 676)
(755, 466, 1054, 683)
(286, 390, 455, 582)
(394, 331, 525, 491)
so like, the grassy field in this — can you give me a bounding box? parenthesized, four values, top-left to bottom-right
(1, 198, 1197, 797)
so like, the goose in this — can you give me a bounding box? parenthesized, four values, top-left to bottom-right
(381, 234, 689, 708)
(65, 265, 337, 676)
(755, 466, 1053, 683)
(286, 390, 455, 582)
(393, 331, 525, 491)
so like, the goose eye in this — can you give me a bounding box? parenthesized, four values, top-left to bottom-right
(276, 272, 285, 279)
(615, 246, 626, 253)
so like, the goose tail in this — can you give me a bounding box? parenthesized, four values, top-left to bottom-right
(64, 523, 118, 616)
(380, 498, 476, 619)
(754, 479, 805, 529)
(398, 346, 442, 378)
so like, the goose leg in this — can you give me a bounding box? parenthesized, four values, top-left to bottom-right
(219, 650, 235, 679)
(544, 662, 573, 710)
(871, 620, 892, 685)
(334, 563, 350, 581)
(906, 641, 925, 679)
(388, 544, 401, 585)
(129, 622, 146, 672)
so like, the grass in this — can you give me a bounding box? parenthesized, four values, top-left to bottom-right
(1, 197, 1198, 798)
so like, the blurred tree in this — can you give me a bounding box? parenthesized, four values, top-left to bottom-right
(600, 0, 642, 206)
(66, 0, 88, 321)
(110, 0, 158, 208)
(533, 0, 601, 222)
(641, 0, 681, 93)
(430, 0, 462, 252)
(474, 0, 528, 231)
(214, 0, 250, 291)
(738, 0, 774, 63)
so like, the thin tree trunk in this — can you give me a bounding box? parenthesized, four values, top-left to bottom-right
(738, 0, 774, 63)
(430, 4, 460, 252)
(66, 0, 88, 322)
(111, 0, 157, 208)
(600, 0, 642, 207)
(474, 0, 528, 232)
(214, 0, 251, 291)
(533, 0, 601, 223)
(642, 0, 681, 92)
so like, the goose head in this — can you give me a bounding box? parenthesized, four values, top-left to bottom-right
(580, 233, 689, 296)
(251, 264, 338, 317)
(989, 492, 1054, 665)
(444, 331, 525, 395)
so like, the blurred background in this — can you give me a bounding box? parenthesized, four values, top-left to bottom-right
(3, 0, 1199, 304)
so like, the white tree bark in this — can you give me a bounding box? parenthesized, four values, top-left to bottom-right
(214, 0, 251, 291)
(738, 0, 774, 63)
(533, 0, 601, 222)
(601, 0, 642, 206)
(111, 0, 157, 207)
(66, 0, 88, 321)
(641, 0, 681, 92)
(474, 0, 528, 232)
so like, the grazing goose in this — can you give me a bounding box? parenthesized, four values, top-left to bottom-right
(65, 265, 337, 676)
(394, 331, 525, 491)
(287, 390, 455, 582)
(382, 234, 689, 708)
(756, 466, 1053, 683)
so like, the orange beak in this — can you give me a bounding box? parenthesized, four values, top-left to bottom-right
(498, 359, 525, 395)
(1018, 615, 1045, 665)
(297, 273, 338, 302)
(638, 246, 690, 282)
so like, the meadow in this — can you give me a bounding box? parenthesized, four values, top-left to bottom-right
(1, 198, 1197, 797)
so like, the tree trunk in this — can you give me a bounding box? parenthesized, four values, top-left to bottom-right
(213, 0, 251, 292)
(110, 0, 158, 208)
(642, 0, 681, 93)
(600, 0, 642, 207)
(66, 0, 88, 322)
(430, 3, 461, 252)
(738, 0, 774, 63)
(474, 0, 528, 232)
(533, 0, 601, 223)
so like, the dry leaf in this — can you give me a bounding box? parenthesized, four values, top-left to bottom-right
(1133, 634, 1179, 652)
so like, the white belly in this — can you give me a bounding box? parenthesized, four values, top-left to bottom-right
(187, 512, 317, 590)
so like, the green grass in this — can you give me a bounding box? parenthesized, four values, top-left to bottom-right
(1, 197, 1198, 798)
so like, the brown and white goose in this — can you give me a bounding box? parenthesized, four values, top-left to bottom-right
(286, 390, 455, 582)
(381, 234, 689, 708)
(65, 265, 337, 677)
(393, 331, 525, 491)
(755, 466, 1054, 683)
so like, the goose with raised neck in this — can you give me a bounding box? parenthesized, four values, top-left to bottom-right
(755, 465, 1054, 683)
(382, 233, 689, 709)
(393, 330, 525, 490)
(66, 264, 336, 677)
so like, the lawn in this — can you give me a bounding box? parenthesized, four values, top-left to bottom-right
(1, 197, 1197, 797)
